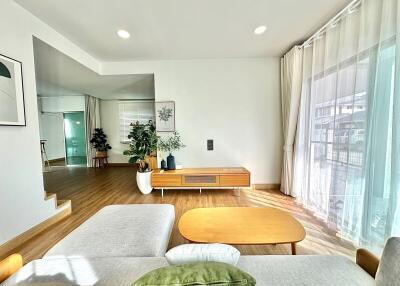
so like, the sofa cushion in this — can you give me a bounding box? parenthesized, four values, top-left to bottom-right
(376, 237, 400, 286)
(165, 243, 240, 266)
(44, 204, 175, 258)
(132, 262, 256, 286)
(237, 255, 375, 286)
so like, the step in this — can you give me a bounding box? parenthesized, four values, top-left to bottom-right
(44, 192, 57, 201)
(57, 199, 72, 210)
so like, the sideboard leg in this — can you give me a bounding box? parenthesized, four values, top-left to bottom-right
(233, 187, 241, 197)
(199, 188, 202, 195)
(161, 189, 164, 197)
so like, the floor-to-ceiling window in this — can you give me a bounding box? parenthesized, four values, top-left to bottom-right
(118, 100, 155, 143)
(293, 0, 400, 253)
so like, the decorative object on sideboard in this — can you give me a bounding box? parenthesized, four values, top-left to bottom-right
(155, 101, 175, 132)
(90, 128, 112, 158)
(158, 137, 169, 171)
(160, 159, 167, 170)
(167, 153, 176, 170)
(158, 131, 185, 170)
(123, 120, 158, 194)
(0, 54, 26, 126)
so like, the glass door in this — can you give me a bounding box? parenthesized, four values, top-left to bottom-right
(64, 112, 87, 165)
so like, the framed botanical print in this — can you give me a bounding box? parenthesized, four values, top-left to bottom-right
(0, 54, 26, 126)
(155, 101, 175, 132)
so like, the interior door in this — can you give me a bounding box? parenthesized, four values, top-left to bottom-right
(64, 112, 87, 165)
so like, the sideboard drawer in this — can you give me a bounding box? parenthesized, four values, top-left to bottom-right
(220, 174, 250, 187)
(182, 175, 220, 186)
(152, 174, 182, 187)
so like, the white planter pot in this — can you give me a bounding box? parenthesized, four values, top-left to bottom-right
(136, 171, 153, 195)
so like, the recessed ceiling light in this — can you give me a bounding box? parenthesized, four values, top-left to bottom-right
(117, 29, 130, 39)
(254, 25, 267, 35)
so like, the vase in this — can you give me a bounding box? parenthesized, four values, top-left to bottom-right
(167, 153, 176, 170)
(161, 159, 167, 170)
(136, 170, 153, 195)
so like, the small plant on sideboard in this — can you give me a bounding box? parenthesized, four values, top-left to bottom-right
(158, 131, 185, 170)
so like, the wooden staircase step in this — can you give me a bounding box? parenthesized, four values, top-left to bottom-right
(44, 192, 56, 201)
(56, 199, 71, 210)
(44, 192, 72, 212)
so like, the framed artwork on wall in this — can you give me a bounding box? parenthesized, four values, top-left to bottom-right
(0, 54, 26, 126)
(155, 101, 175, 132)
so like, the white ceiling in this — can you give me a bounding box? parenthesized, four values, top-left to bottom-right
(16, 0, 350, 61)
(33, 38, 155, 99)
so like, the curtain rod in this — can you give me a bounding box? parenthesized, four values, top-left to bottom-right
(301, 0, 361, 48)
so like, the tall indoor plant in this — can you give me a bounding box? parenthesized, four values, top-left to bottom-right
(158, 132, 185, 170)
(90, 128, 112, 157)
(123, 120, 158, 194)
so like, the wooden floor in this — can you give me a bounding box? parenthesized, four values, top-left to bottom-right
(9, 166, 356, 264)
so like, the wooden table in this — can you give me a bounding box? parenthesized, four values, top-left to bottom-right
(178, 207, 306, 255)
(152, 167, 250, 197)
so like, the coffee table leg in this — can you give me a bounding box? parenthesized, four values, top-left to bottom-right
(291, 243, 296, 255)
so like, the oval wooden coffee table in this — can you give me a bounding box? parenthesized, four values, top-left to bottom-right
(178, 207, 306, 255)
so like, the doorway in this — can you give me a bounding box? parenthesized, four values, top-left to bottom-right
(63, 112, 87, 165)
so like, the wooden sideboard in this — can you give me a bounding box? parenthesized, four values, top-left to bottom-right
(151, 167, 250, 197)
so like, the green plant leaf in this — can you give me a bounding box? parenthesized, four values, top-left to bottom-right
(123, 120, 158, 168)
(128, 156, 141, 164)
(90, 128, 112, 151)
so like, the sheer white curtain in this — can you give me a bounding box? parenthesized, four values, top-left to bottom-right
(293, 0, 400, 252)
(85, 95, 101, 167)
(280, 46, 303, 196)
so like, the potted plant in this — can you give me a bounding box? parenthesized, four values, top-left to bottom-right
(90, 128, 112, 157)
(123, 120, 158, 194)
(158, 132, 185, 170)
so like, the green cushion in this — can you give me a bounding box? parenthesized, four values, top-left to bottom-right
(132, 262, 256, 286)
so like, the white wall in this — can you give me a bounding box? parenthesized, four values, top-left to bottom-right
(39, 113, 65, 160)
(38, 96, 85, 160)
(102, 59, 282, 184)
(37, 96, 86, 160)
(0, 0, 100, 245)
(39, 96, 85, 113)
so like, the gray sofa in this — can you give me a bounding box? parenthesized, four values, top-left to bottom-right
(44, 204, 175, 258)
(2, 204, 398, 285)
